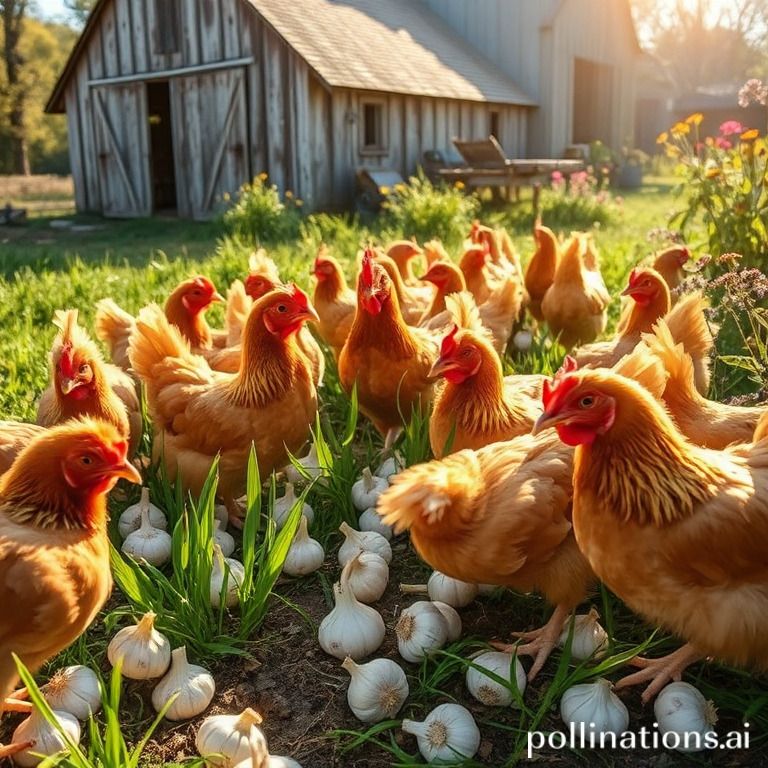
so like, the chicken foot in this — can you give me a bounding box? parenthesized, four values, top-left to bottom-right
(615, 643, 702, 704)
(0, 741, 33, 760)
(492, 603, 571, 681)
(384, 427, 403, 452)
(0, 694, 34, 760)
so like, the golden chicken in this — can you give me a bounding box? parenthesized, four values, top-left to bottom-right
(128, 286, 318, 525)
(541, 234, 610, 349)
(653, 244, 691, 292)
(386, 240, 424, 287)
(0, 422, 45, 477)
(428, 325, 544, 456)
(312, 248, 357, 358)
(525, 223, 560, 321)
(339, 250, 439, 448)
(533, 365, 768, 701)
(459, 243, 496, 305)
(37, 310, 141, 454)
(379, 347, 666, 679)
(374, 253, 432, 325)
(423, 239, 451, 268)
(0, 419, 140, 717)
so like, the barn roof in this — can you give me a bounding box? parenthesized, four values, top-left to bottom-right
(47, 0, 535, 113)
(246, 0, 535, 105)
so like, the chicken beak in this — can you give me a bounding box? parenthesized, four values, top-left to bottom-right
(60, 377, 78, 395)
(428, 356, 459, 378)
(620, 285, 638, 298)
(211, 291, 225, 303)
(531, 411, 568, 436)
(113, 459, 142, 485)
(301, 304, 321, 324)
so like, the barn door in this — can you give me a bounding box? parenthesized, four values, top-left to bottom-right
(171, 68, 250, 220)
(92, 83, 152, 217)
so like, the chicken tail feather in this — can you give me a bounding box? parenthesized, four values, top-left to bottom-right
(612, 342, 668, 400)
(225, 279, 253, 346)
(664, 293, 714, 394)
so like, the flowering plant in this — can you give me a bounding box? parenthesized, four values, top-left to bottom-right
(658, 85, 768, 267)
(540, 167, 622, 228)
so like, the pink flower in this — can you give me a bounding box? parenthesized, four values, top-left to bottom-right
(715, 137, 732, 150)
(720, 120, 745, 136)
(551, 170, 563, 182)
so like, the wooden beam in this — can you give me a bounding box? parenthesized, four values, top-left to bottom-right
(88, 56, 254, 87)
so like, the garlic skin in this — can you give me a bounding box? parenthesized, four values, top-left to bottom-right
(560, 678, 629, 736)
(121, 500, 173, 567)
(117, 487, 167, 539)
(395, 601, 449, 663)
(342, 656, 409, 723)
(477, 584, 499, 596)
(108, 612, 171, 680)
(402, 703, 480, 763)
(375, 454, 402, 483)
(284, 442, 322, 484)
(318, 558, 385, 660)
(513, 329, 533, 352)
(346, 551, 389, 604)
(210, 544, 245, 608)
(558, 607, 609, 661)
(465, 651, 526, 706)
(152, 646, 215, 721)
(196, 708, 268, 768)
(351, 467, 388, 511)
(214, 504, 230, 530)
(654, 682, 718, 753)
(358, 508, 393, 541)
(273, 482, 314, 530)
(43, 665, 102, 720)
(283, 515, 325, 577)
(266, 757, 302, 768)
(337, 522, 392, 566)
(427, 571, 478, 608)
(214, 520, 236, 558)
(11, 707, 81, 767)
(432, 602, 462, 642)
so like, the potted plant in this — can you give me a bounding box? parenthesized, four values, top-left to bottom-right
(616, 147, 648, 189)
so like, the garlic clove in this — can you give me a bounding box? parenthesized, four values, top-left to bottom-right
(117, 487, 167, 539)
(283, 515, 325, 577)
(351, 467, 388, 511)
(427, 571, 478, 608)
(558, 607, 609, 661)
(107, 611, 171, 680)
(213, 520, 236, 558)
(402, 703, 480, 763)
(513, 329, 533, 352)
(121, 499, 173, 567)
(431, 601, 462, 642)
(318, 558, 385, 660)
(346, 551, 389, 604)
(358, 507, 393, 541)
(465, 650, 526, 707)
(43, 665, 102, 720)
(375, 454, 403, 483)
(210, 544, 245, 609)
(342, 656, 409, 723)
(274, 482, 315, 530)
(152, 646, 215, 721)
(196, 707, 268, 767)
(654, 681, 718, 753)
(214, 504, 230, 530)
(284, 443, 323, 484)
(11, 707, 81, 767)
(337, 522, 392, 566)
(266, 757, 303, 768)
(560, 678, 629, 736)
(395, 601, 449, 663)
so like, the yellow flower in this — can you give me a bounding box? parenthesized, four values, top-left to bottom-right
(379, 185, 391, 196)
(685, 112, 703, 126)
(671, 122, 690, 136)
(222, 192, 231, 202)
(454, 180, 465, 190)
(704, 137, 714, 147)
(656, 131, 668, 144)
(295, 199, 304, 207)
(665, 145, 682, 159)
(258, 172, 268, 182)
(394, 183, 407, 193)
(740, 128, 759, 141)
(285, 190, 293, 199)
(704, 166, 721, 179)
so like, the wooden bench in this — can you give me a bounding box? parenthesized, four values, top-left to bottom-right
(437, 136, 584, 211)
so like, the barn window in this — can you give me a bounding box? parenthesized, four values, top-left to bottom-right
(489, 110, 501, 140)
(155, 0, 181, 54)
(360, 100, 387, 153)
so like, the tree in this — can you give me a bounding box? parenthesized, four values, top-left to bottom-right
(1, 0, 29, 174)
(64, 0, 94, 24)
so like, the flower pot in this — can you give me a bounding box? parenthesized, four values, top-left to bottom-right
(617, 165, 643, 189)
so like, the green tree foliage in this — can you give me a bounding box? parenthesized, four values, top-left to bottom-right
(65, 0, 95, 24)
(0, 16, 77, 173)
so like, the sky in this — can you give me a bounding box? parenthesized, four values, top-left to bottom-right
(32, 0, 76, 22)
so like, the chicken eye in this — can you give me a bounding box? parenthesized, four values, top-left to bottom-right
(81, 455, 93, 465)
(79, 364, 89, 374)
(461, 348, 472, 357)
(580, 396, 595, 408)
(276, 304, 288, 313)
(642, 280, 652, 288)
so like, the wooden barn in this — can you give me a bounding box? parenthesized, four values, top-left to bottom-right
(45, 0, 535, 218)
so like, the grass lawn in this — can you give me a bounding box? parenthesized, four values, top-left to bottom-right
(0, 176, 765, 767)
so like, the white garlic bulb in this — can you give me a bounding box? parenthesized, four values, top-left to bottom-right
(107, 612, 171, 680)
(273, 482, 314, 530)
(346, 551, 389, 604)
(43, 665, 101, 720)
(214, 504, 230, 530)
(117, 487, 167, 539)
(427, 571, 478, 607)
(375, 454, 402, 483)
(283, 515, 325, 577)
(266, 757, 302, 768)
(11, 707, 81, 767)
(337, 522, 392, 566)
(214, 520, 236, 558)
(341, 656, 409, 723)
(351, 467, 388, 511)
(358, 508, 393, 541)
(465, 651, 526, 706)
(318, 557, 385, 660)
(151, 646, 215, 721)
(654, 682, 718, 753)
(432, 602, 462, 642)
(395, 601, 449, 663)
(402, 703, 480, 763)
(284, 442, 322, 484)
(513, 329, 533, 352)
(196, 708, 268, 767)
(560, 678, 629, 736)
(558, 607, 609, 661)
(210, 544, 245, 609)
(121, 499, 173, 567)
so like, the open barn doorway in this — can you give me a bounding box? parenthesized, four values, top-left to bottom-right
(147, 81, 177, 212)
(572, 58, 614, 145)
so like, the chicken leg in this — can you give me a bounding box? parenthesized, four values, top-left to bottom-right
(615, 643, 702, 703)
(0, 695, 34, 760)
(492, 603, 571, 681)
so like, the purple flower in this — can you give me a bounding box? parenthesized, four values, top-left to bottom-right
(738, 79, 768, 108)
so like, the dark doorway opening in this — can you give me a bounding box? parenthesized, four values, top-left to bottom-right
(572, 58, 614, 145)
(147, 81, 177, 211)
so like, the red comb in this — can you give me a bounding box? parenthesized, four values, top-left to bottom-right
(470, 221, 481, 243)
(287, 283, 309, 308)
(627, 268, 639, 287)
(193, 276, 214, 291)
(678, 247, 691, 264)
(60, 342, 76, 378)
(440, 325, 460, 357)
(542, 356, 579, 409)
(361, 248, 375, 286)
